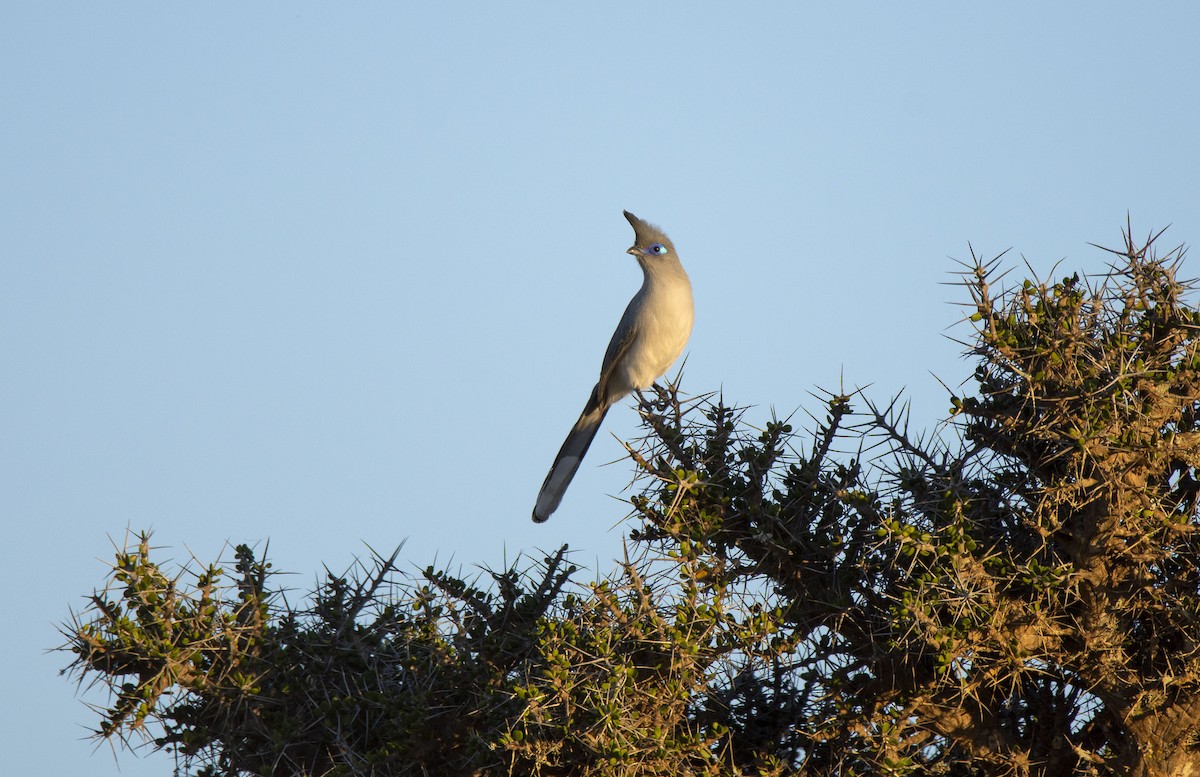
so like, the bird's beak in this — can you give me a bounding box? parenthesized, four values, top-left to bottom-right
(627, 246, 644, 257)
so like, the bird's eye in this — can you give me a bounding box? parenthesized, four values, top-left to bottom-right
(649, 243, 667, 255)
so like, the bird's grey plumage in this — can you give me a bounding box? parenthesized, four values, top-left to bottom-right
(532, 211, 694, 523)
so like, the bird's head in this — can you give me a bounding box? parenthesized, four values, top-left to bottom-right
(623, 210, 676, 260)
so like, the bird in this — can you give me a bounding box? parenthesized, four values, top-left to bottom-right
(532, 211, 694, 523)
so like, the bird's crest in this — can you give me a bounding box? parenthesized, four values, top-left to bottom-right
(624, 210, 674, 253)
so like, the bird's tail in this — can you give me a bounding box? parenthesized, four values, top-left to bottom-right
(532, 386, 609, 523)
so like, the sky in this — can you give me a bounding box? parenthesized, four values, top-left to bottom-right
(3, 3, 1199, 775)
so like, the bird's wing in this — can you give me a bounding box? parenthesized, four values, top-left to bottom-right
(596, 319, 638, 407)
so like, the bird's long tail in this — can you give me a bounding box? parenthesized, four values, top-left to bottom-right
(532, 385, 609, 523)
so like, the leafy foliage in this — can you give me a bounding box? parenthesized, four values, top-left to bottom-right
(63, 226, 1200, 776)
(627, 226, 1200, 776)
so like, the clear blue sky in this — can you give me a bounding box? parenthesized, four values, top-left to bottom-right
(4, 4, 1198, 775)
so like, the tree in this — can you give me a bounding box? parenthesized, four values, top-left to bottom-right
(63, 226, 1200, 776)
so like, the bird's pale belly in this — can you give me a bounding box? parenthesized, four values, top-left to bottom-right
(623, 317, 693, 391)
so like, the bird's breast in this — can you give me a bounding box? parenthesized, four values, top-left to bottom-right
(623, 283, 694, 390)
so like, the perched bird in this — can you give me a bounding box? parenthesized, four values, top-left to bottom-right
(532, 211, 694, 523)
